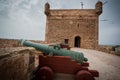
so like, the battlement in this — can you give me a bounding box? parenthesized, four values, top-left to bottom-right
(50, 9, 96, 16)
(45, 1, 103, 16)
(48, 9, 97, 20)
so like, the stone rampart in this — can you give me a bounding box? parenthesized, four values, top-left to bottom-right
(0, 47, 36, 80)
(0, 38, 45, 48)
(98, 45, 120, 56)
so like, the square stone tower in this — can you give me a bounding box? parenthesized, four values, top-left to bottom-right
(45, 1, 102, 49)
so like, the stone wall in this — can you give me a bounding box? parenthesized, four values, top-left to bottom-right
(0, 39, 20, 48)
(0, 38, 119, 56)
(0, 47, 36, 80)
(98, 45, 113, 53)
(0, 38, 45, 48)
(45, 1, 102, 49)
(98, 45, 120, 56)
(45, 15, 98, 49)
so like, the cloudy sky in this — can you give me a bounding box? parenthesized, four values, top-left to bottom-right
(0, 0, 120, 46)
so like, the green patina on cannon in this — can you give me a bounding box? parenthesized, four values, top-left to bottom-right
(19, 39, 88, 64)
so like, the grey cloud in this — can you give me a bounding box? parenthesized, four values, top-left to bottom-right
(0, 0, 120, 44)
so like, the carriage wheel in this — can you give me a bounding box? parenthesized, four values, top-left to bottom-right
(36, 66, 54, 80)
(75, 70, 95, 80)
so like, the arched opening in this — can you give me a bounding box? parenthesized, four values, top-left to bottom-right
(74, 36, 81, 47)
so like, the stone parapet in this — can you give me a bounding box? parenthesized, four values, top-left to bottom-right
(0, 38, 45, 48)
(0, 47, 35, 80)
(49, 9, 96, 17)
(98, 45, 120, 56)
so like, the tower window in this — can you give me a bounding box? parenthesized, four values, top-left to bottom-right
(64, 39, 69, 44)
(77, 24, 79, 27)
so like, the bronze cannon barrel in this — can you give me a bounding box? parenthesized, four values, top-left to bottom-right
(19, 39, 88, 64)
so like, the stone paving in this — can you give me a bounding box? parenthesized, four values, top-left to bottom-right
(54, 48, 120, 80)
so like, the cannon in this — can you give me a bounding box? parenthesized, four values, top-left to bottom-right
(19, 39, 88, 64)
(19, 39, 99, 80)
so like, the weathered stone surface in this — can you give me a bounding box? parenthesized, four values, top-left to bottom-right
(0, 47, 35, 80)
(97, 45, 120, 56)
(45, 1, 103, 49)
(0, 39, 20, 48)
(0, 38, 45, 48)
